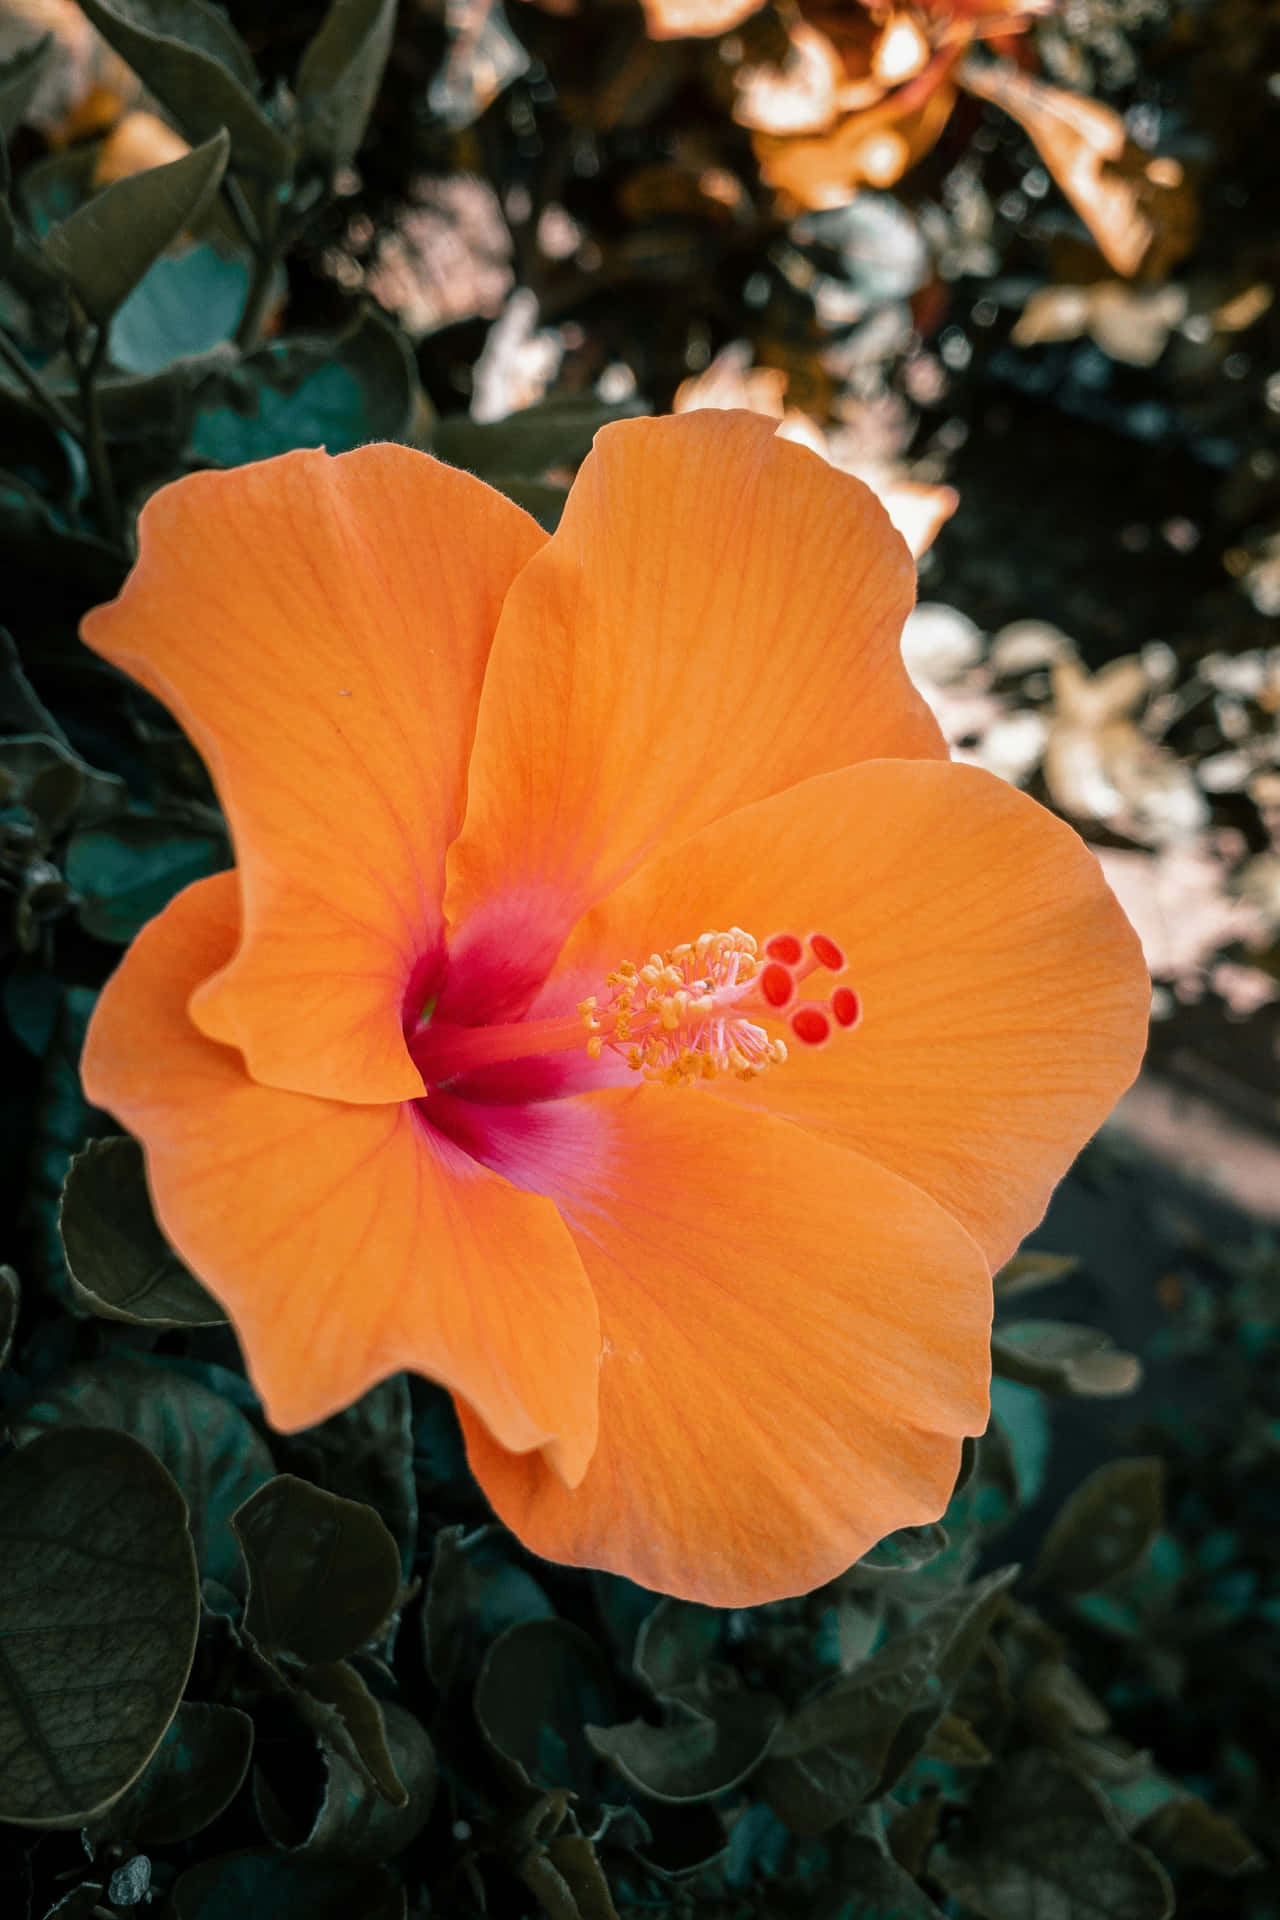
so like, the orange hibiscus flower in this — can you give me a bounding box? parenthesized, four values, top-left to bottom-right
(80, 411, 1147, 1604)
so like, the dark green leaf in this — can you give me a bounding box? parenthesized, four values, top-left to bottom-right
(588, 1688, 782, 1803)
(274, 1376, 417, 1576)
(291, 1658, 406, 1806)
(761, 1567, 1018, 1834)
(634, 1597, 722, 1696)
(544, 1834, 621, 1920)
(63, 812, 228, 942)
(90, 1701, 253, 1844)
(22, 986, 97, 1294)
(74, 1, 291, 183)
(17, 143, 101, 236)
(0, 35, 55, 143)
(234, 1475, 401, 1666)
(0, 472, 122, 603)
(630, 1799, 728, 1880)
(59, 1135, 226, 1328)
(1032, 1459, 1164, 1595)
(423, 1523, 554, 1694)
(1, 732, 124, 834)
(992, 1321, 1142, 1397)
(295, 0, 397, 174)
(44, 131, 231, 325)
(16, 1354, 274, 1590)
(433, 392, 646, 484)
(887, 1789, 942, 1878)
(171, 1850, 405, 1920)
(0, 1264, 19, 1370)
(859, 1523, 950, 1575)
(0, 1427, 199, 1826)
(473, 475, 570, 531)
(990, 1377, 1050, 1507)
(189, 306, 419, 462)
(1136, 1795, 1262, 1876)
(818, 1836, 946, 1918)
(475, 1619, 614, 1795)
(278, 1700, 436, 1860)
(109, 242, 250, 373)
(992, 1250, 1080, 1299)
(932, 1749, 1174, 1920)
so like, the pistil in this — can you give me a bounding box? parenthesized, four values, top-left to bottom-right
(410, 925, 859, 1092)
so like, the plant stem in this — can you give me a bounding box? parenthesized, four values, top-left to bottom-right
(75, 324, 123, 548)
(234, 196, 286, 352)
(0, 325, 83, 439)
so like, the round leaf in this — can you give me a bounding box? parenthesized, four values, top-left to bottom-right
(588, 1689, 782, 1804)
(15, 1355, 274, 1591)
(0, 1427, 199, 1827)
(1032, 1459, 1164, 1596)
(63, 814, 228, 944)
(233, 1475, 402, 1666)
(475, 1619, 614, 1796)
(90, 1701, 254, 1845)
(274, 1700, 436, 1862)
(932, 1748, 1174, 1920)
(59, 1135, 226, 1328)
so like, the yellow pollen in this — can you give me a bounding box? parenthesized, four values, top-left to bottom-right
(578, 928, 787, 1086)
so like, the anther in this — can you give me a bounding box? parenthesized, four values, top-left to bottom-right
(790, 1005, 832, 1047)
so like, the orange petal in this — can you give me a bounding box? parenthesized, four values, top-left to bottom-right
(561, 758, 1149, 1271)
(460, 1090, 991, 1604)
(81, 445, 546, 1103)
(81, 873, 600, 1472)
(444, 411, 942, 995)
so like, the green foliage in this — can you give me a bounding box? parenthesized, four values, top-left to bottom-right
(295, 0, 398, 177)
(43, 130, 230, 324)
(1, 4, 1276, 1915)
(0, 1427, 199, 1827)
(234, 1473, 402, 1666)
(60, 1134, 226, 1326)
(74, 0, 291, 183)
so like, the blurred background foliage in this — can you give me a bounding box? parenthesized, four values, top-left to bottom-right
(0, 0, 1279, 1914)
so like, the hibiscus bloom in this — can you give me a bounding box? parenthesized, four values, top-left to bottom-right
(81, 410, 1147, 1604)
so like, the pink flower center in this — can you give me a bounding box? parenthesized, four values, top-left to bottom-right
(409, 926, 859, 1095)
